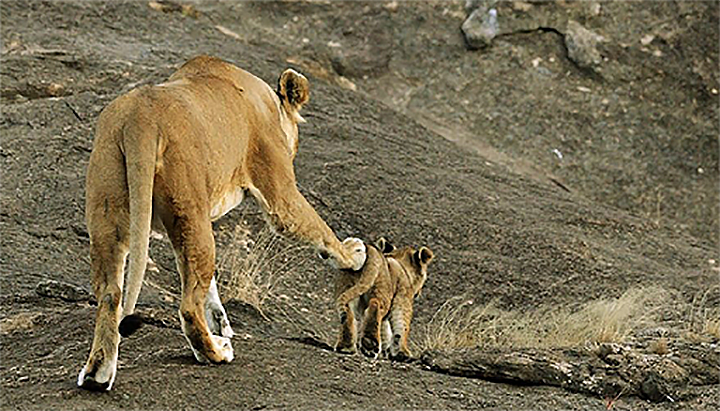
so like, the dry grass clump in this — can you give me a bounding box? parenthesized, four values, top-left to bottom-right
(216, 222, 307, 314)
(679, 286, 720, 342)
(648, 337, 669, 355)
(417, 287, 669, 352)
(704, 318, 720, 339)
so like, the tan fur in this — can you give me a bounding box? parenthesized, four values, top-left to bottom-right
(334, 238, 434, 360)
(78, 56, 367, 391)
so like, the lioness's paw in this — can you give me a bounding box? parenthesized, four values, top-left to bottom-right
(210, 335, 235, 363)
(205, 277, 234, 338)
(342, 237, 367, 271)
(206, 304, 234, 339)
(77, 351, 118, 391)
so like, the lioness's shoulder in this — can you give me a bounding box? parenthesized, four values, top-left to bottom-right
(168, 55, 267, 93)
(171, 55, 230, 78)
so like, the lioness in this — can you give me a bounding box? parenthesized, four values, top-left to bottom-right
(78, 55, 367, 391)
(335, 238, 434, 361)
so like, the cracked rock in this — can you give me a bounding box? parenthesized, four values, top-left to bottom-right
(36, 279, 91, 302)
(462, 7, 499, 50)
(564, 20, 603, 69)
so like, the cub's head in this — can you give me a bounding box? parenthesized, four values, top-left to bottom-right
(375, 238, 434, 296)
(277, 68, 309, 158)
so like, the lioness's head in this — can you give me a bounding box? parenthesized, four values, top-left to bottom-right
(376, 238, 434, 296)
(277, 68, 310, 158)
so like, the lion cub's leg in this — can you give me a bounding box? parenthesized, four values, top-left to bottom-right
(336, 298, 361, 354)
(360, 296, 391, 359)
(334, 247, 385, 354)
(166, 216, 233, 364)
(204, 276, 234, 338)
(381, 318, 393, 354)
(389, 299, 414, 362)
(78, 221, 129, 391)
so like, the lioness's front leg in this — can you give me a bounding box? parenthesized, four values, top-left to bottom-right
(249, 162, 367, 271)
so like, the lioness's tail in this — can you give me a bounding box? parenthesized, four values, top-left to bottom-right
(119, 109, 159, 337)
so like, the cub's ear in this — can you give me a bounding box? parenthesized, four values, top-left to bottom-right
(376, 237, 395, 254)
(278, 68, 310, 112)
(415, 247, 434, 265)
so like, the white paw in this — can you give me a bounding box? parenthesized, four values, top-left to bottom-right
(77, 353, 118, 391)
(206, 304, 235, 338)
(220, 320, 235, 339)
(205, 277, 235, 338)
(211, 335, 235, 363)
(342, 237, 367, 271)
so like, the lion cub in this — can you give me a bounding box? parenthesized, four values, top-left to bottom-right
(334, 238, 434, 360)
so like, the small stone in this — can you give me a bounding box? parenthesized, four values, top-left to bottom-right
(36, 279, 91, 302)
(461, 8, 499, 50)
(641, 34, 655, 46)
(46, 83, 65, 97)
(511, 1, 532, 12)
(384, 1, 398, 12)
(564, 20, 603, 69)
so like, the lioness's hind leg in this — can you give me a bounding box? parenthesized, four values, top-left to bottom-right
(205, 276, 234, 338)
(166, 215, 233, 364)
(78, 226, 129, 391)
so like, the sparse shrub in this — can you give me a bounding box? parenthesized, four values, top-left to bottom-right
(705, 318, 720, 339)
(649, 337, 669, 355)
(216, 221, 307, 314)
(416, 287, 669, 352)
(680, 286, 720, 341)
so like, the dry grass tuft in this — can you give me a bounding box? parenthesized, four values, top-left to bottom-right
(649, 337, 669, 355)
(417, 287, 669, 352)
(679, 286, 720, 342)
(704, 318, 720, 339)
(217, 222, 308, 314)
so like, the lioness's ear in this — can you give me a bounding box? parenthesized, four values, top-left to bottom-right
(415, 247, 434, 265)
(278, 68, 310, 111)
(376, 237, 395, 254)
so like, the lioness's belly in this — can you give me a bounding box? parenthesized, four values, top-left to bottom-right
(209, 187, 245, 221)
